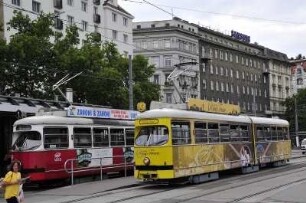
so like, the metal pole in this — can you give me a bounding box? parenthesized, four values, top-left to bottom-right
(295, 96, 299, 147)
(128, 55, 133, 110)
(71, 160, 74, 185)
(124, 156, 127, 177)
(100, 157, 103, 181)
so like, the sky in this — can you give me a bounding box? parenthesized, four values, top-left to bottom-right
(118, 0, 306, 59)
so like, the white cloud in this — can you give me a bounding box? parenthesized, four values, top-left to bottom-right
(119, 0, 306, 58)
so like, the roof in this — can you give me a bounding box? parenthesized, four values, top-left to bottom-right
(103, 1, 134, 18)
(137, 108, 289, 126)
(137, 108, 252, 124)
(0, 95, 111, 114)
(14, 115, 134, 126)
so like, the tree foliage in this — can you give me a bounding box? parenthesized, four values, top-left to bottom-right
(0, 12, 160, 109)
(282, 89, 306, 132)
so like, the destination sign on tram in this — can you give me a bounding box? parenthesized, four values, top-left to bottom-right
(67, 106, 139, 120)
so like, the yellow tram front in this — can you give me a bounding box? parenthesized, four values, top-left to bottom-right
(134, 118, 174, 180)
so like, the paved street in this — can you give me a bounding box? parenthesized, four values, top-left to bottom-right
(0, 149, 304, 203)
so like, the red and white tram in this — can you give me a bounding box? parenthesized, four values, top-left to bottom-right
(9, 106, 138, 182)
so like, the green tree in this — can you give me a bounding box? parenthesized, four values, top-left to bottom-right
(282, 89, 306, 132)
(2, 11, 160, 109)
(6, 11, 55, 98)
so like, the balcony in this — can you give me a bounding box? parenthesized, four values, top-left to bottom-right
(93, 0, 100, 5)
(54, 0, 62, 9)
(54, 18, 63, 30)
(262, 68, 270, 75)
(93, 14, 101, 24)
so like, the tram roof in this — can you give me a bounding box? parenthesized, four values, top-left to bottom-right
(137, 108, 252, 123)
(14, 115, 134, 126)
(249, 116, 289, 126)
(137, 108, 289, 126)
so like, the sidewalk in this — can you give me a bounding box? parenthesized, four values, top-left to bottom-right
(0, 176, 138, 203)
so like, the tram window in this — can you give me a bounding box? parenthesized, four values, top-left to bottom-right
(172, 121, 191, 145)
(276, 127, 283, 140)
(271, 127, 277, 140)
(93, 128, 109, 147)
(135, 126, 168, 146)
(240, 125, 250, 142)
(283, 128, 289, 140)
(220, 124, 230, 142)
(194, 122, 207, 143)
(263, 127, 271, 141)
(44, 128, 68, 149)
(110, 128, 125, 146)
(74, 128, 92, 148)
(14, 131, 42, 150)
(125, 128, 134, 146)
(207, 123, 219, 143)
(230, 125, 241, 142)
(256, 126, 265, 141)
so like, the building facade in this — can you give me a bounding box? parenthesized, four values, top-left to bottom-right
(290, 59, 306, 94)
(0, 0, 133, 55)
(134, 17, 291, 116)
(198, 28, 270, 116)
(265, 49, 291, 116)
(133, 18, 200, 104)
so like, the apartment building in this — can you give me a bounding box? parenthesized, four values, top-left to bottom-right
(290, 59, 306, 94)
(134, 17, 291, 116)
(133, 18, 200, 104)
(0, 0, 134, 55)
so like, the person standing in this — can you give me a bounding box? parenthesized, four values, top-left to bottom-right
(2, 161, 22, 203)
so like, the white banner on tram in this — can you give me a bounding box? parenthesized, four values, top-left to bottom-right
(67, 106, 139, 120)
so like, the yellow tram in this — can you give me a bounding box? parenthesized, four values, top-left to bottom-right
(134, 108, 291, 183)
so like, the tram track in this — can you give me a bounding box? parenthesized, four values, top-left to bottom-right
(57, 159, 306, 203)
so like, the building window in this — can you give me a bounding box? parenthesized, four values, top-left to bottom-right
(210, 64, 214, 74)
(166, 93, 172, 103)
(215, 66, 218, 75)
(112, 13, 117, 22)
(67, 0, 73, 6)
(236, 70, 239, 79)
(153, 40, 158, 49)
(153, 75, 159, 84)
(220, 67, 224, 75)
(237, 86, 240, 94)
(123, 17, 128, 26)
(81, 1, 87, 12)
(151, 56, 160, 67)
(236, 55, 239, 63)
(214, 49, 218, 59)
(229, 53, 233, 62)
(216, 81, 219, 91)
(221, 82, 224, 92)
(12, 0, 20, 6)
(81, 21, 88, 31)
(67, 15, 74, 26)
(112, 30, 117, 40)
(230, 69, 233, 78)
(164, 39, 170, 48)
(164, 57, 171, 67)
(94, 6, 98, 14)
(32, 1, 41, 13)
(123, 34, 128, 43)
(210, 81, 214, 90)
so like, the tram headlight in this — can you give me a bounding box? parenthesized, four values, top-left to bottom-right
(143, 157, 150, 166)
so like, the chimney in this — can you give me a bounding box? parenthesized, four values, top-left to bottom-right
(66, 88, 73, 103)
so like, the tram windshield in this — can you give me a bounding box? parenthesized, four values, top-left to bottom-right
(135, 126, 169, 146)
(13, 131, 42, 151)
